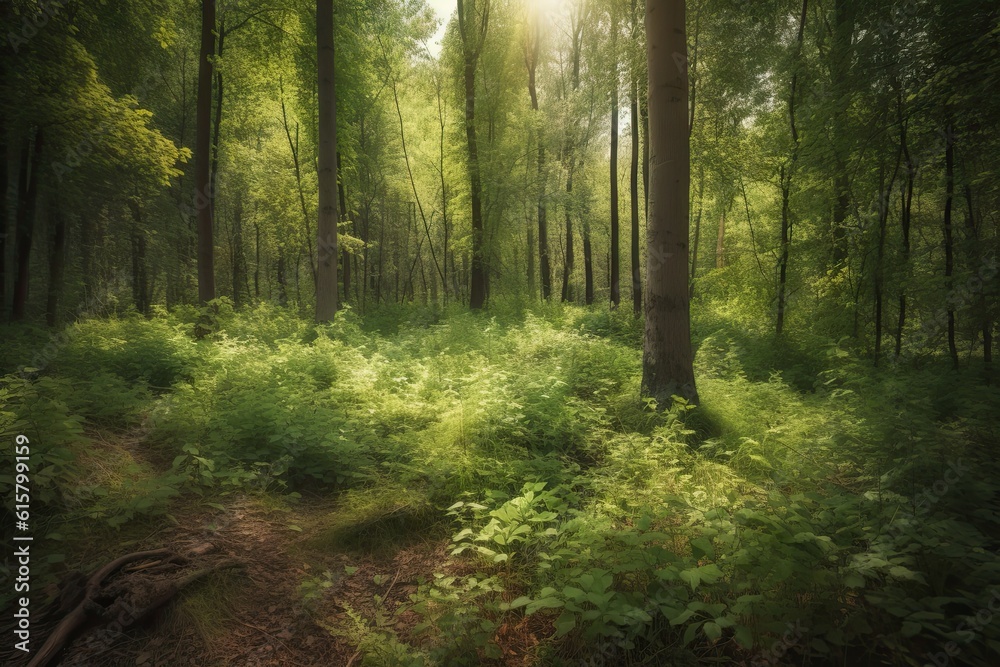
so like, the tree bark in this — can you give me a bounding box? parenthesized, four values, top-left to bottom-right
(605, 5, 620, 309)
(337, 152, 350, 306)
(631, 61, 642, 316)
(943, 122, 958, 369)
(715, 202, 725, 268)
(12, 128, 42, 321)
(316, 0, 339, 322)
(642, 0, 697, 405)
(776, 0, 808, 336)
(525, 25, 550, 301)
(195, 0, 217, 304)
(458, 0, 490, 309)
(45, 201, 66, 327)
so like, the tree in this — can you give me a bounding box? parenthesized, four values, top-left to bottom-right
(316, 0, 339, 322)
(641, 0, 697, 405)
(457, 0, 491, 309)
(195, 0, 217, 304)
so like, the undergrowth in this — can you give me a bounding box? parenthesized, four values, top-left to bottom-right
(2, 302, 998, 666)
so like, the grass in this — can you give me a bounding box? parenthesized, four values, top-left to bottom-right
(1, 302, 998, 666)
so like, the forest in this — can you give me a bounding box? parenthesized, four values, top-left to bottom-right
(1, 0, 998, 665)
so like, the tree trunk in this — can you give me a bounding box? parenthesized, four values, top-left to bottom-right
(12, 128, 42, 321)
(316, 0, 339, 321)
(895, 104, 913, 358)
(337, 152, 350, 306)
(715, 203, 725, 268)
(526, 21, 551, 301)
(631, 65, 642, 316)
(45, 202, 65, 327)
(943, 122, 958, 369)
(210, 19, 225, 224)
(195, 0, 216, 304)
(128, 202, 150, 317)
(458, 0, 490, 310)
(609, 11, 620, 309)
(583, 218, 593, 305)
(642, 0, 697, 405)
(829, 0, 853, 267)
(776, 0, 808, 337)
(231, 195, 243, 307)
(689, 165, 704, 298)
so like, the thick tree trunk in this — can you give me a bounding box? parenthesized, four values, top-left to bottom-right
(642, 0, 697, 406)
(195, 0, 216, 304)
(316, 0, 339, 321)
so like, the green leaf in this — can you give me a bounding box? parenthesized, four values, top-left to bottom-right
(287, 524, 302, 532)
(703, 621, 723, 641)
(526, 597, 563, 614)
(553, 611, 576, 637)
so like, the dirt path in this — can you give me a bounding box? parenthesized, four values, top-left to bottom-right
(42, 495, 452, 667)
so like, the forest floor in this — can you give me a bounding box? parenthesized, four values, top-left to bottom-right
(3, 304, 999, 666)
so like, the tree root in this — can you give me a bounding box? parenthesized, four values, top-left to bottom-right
(26, 544, 243, 667)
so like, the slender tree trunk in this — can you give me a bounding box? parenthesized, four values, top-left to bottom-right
(874, 137, 902, 366)
(276, 254, 287, 306)
(457, 0, 490, 309)
(337, 152, 350, 306)
(526, 38, 551, 300)
(776, 0, 808, 337)
(642, 0, 697, 406)
(210, 19, 225, 224)
(12, 128, 42, 321)
(608, 8, 620, 309)
(715, 202, 726, 268)
(128, 201, 150, 316)
(195, 0, 217, 304)
(631, 63, 642, 316)
(583, 218, 594, 304)
(895, 108, 913, 358)
(830, 0, 853, 267)
(4, 129, 22, 320)
(45, 202, 65, 327)
(232, 195, 243, 307)
(965, 185, 991, 382)
(777, 167, 791, 335)
(943, 121, 958, 369)
(689, 164, 704, 297)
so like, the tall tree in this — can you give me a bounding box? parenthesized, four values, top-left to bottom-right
(316, 0, 339, 322)
(629, 0, 642, 315)
(609, 3, 620, 309)
(642, 0, 697, 405)
(195, 0, 217, 304)
(457, 0, 491, 309)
